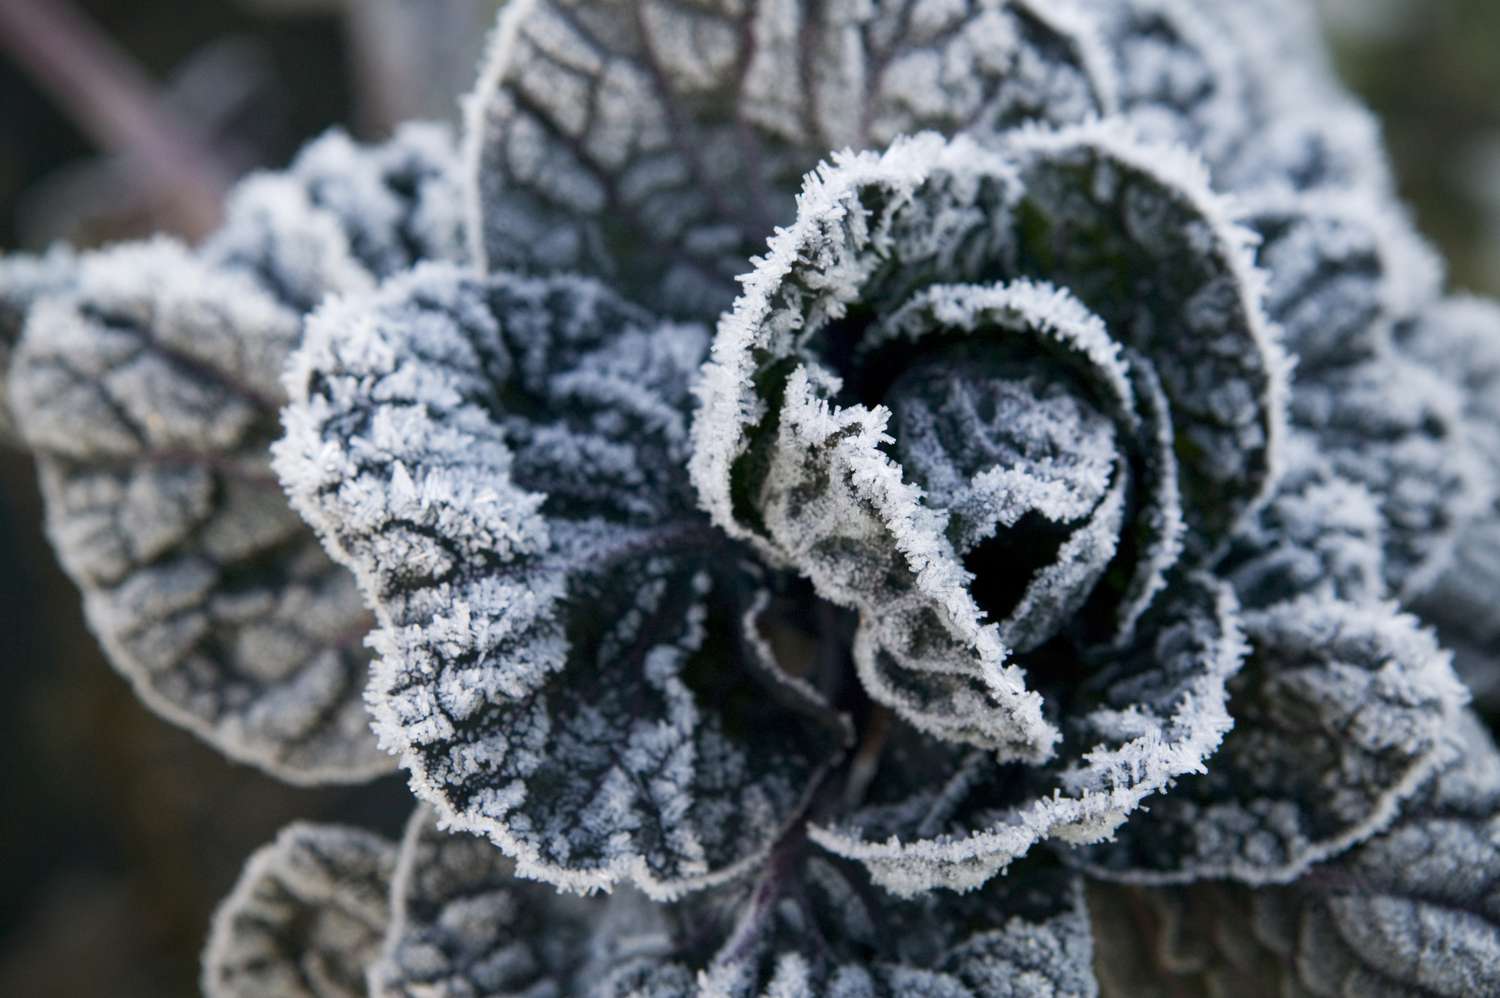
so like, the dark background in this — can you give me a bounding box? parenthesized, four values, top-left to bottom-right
(0, 2, 1496, 995)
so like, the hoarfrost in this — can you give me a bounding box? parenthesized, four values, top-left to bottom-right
(204, 822, 396, 998)
(8, 241, 391, 782)
(276, 264, 843, 899)
(1076, 596, 1467, 885)
(1089, 713, 1500, 998)
(465, 0, 1117, 319)
(376, 808, 1098, 997)
(0, 247, 75, 440)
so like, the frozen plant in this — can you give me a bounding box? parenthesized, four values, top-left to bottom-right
(5, 0, 1500, 994)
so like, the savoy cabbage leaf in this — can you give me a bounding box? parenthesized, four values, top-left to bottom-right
(1094, 0, 1392, 200)
(374, 806, 1099, 997)
(0, 247, 75, 441)
(1245, 192, 1443, 373)
(8, 241, 391, 782)
(1289, 354, 1489, 602)
(1088, 712, 1500, 998)
(203, 822, 397, 998)
(1075, 596, 1467, 885)
(276, 264, 846, 899)
(2, 126, 466, 782)
(464, 0, 1119, 320)
(205, 123, 465, 313)
(1401, 296, 1500, 702)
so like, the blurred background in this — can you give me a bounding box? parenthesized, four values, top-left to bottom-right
(0, 1, 1495, 994)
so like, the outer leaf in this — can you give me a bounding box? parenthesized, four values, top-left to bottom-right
(376, 808, 1098, 998)
(276, 264, 843, 899)
(1090, 712, 1500, 998)
(464, 0, 1117, 319)
(1291, 355, 1490, 601)
(205, 122, 466, 312)
(9, 241, 391, 782)
(1075, 596, 1468, 885)
(1400, 297, 1500, 703)
(1094, 0, 1254, 169)
(1226, 433, 1388, 608)
(1246, 192, 1443, 372)
(1399, 296, 1500, 468)
(371, 806, 602, 997)
(204, 822, 397, 998)
(1109, 0, 1397, 198)
(2, 127, 465, 782)
(811, 572, 1242, 896)
(0, 247, 75, 440)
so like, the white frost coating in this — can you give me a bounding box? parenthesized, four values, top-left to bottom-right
(813, 574, 1243, 896)
(693, 121, 1283, 552)
(377, 809, 1098, 997)
(691, 131, 1012, 550)
(1076, 595, 1469, 886)
(204, 822, 396, 998)
(9, 240, 391, 784)
(206, 122, 465, 311)
(3, 126, 468, 783)
(689, 123, 1278, 891)
(0, 247, 75, 440)
(1229, 433, 1389, 608)
(1091, 713, 1500, 998)
(371, 807, 602, 997)
(462, 0, 1117, 319)
(1292, 354, 1491, 601)
(1404, 296, 1500, 697)
(1099, 0, 1394, 200)
(1244, 189, 1444, 370)
(872, 282, 1185, 645)
(277, 264, 843, 901)
(1094, 0, 1254, 170)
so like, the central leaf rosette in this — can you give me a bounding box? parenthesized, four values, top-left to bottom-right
(692, 122, 1283, 892)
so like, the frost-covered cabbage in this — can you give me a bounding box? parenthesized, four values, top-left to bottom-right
(5, 0, 1500, 995)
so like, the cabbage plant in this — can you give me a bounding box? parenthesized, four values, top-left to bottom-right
(5, 0, 1500, 994)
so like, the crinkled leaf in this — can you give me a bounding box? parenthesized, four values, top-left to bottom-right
(811, 573, 1242, 896)
(1090, 712, 1500, 998)
(2, 127, 467, 781)
(371, 806, 600, 997)
(0, 247, 76, 440)
(1399, 296, 1500, 706)
(1076, 596, 1467, 885)
(1291, 355, 1490, 601)
(1109, 0, 1396, 198)
(1399, 295, 1500, 467)
(205, 122, 466, 312)
(377, 808, 1097, 997)
(1247, 193, 1443, 372)
(9, 240, 391, 782)
(1226, 433, 1388, 608)
(277, 264, 843, 899)
(1094, 0, 1255, 169)
(465, 0, 1116, 319)
(204, 822, 397, 998)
